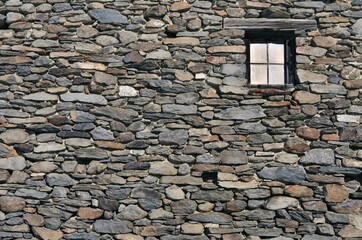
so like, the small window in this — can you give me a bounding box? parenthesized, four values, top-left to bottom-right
(246, 31, 296, 85)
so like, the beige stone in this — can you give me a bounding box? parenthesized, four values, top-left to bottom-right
(32, 227, 63, 240)
(170, 2, 191, 12)
(218, 179, 258, 189)
(181, 223, 204, 235)
(312, 36, 338, 48)
(325, 184, 348, 203)
(297, 69, 328, 83)
(78, 207, 104, 219)
(163, 37, 200, 46)
(293, 91, 320, 104)
(23, 213, 44, 226)
(207, 45, 245, 53)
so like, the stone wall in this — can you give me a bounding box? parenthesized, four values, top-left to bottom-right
(0, 0, 361, 239)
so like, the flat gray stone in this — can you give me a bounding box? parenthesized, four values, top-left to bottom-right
(300, 149, 335, 165)
(159, 130, 188, 145)
(60, 93, 107, 105)
(90, 127, 115, 141)
(0, 156, 26, 171)
(93, 220, 132, 234)
(0, 129, 29, 144)
(89, 9, 128, 25)
(90, 106, 138, 122)
(46, 173, 77, 186)
(162, 104, 197, 115)
(75, 148, 108, 160)
(187, 212, 233, 224)
(216, 106, 266, 120)
(258, 166, 306, 184)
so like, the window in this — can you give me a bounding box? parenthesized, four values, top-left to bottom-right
(246, 31, 296, 85)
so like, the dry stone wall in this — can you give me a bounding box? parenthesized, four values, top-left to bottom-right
(0, 0, 361, 239)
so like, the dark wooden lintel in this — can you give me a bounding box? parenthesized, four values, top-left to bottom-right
(224, 18, 318, 31)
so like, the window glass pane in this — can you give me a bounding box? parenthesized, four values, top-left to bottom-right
(269, 65, 284, 84)
(250, 64, 268, 84)
(268, 43, 284, 64)
(250, 43, 267, 63)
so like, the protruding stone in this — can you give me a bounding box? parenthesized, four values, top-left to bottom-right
(0, 129, 29, 144)
(325, 184, 348, 202)
(265, 196, 300, 210)
(89, 9, 128, 25)
(0, 196, 26, 213)
(300, 149, 335, 165)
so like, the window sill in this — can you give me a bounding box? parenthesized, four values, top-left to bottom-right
(247, 84, 295, 95)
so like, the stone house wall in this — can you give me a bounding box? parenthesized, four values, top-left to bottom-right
(0, 0, 361, 239)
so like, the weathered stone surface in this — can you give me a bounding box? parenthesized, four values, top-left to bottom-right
(297, 69, 328, 83)
(0, 129, 29, 144)
(60, 93, 107, 105)
(46, 173, 77, 186)
(325, 184, 348, 203)
(33, 227, 63, 240)
(90, 107, 138, 122)
(258, 166, 306, 184)
(93, 220, 132, 234)
(285, 185, 313, 198)
(187, 212, 233, 224)
(0, 196, 26, 213)
(0, 156, 27, 170)
(159, 130, 188, 145)
(265, 196, 299, 210)
(216, 106, 266, 120)
(77, 208, 103, 220)
(118, 205, 147, 221)
(300, 149, 335, 165)
(89, 9, 128, 25)
(284, 138, 309, 154)
(293, 91, 321, 104)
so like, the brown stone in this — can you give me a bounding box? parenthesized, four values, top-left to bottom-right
(205, 56, 227, 65)
(0, 196, 26, 213)
(325, 184, 348, 203)
(302, 201, 327, 212)
(297, 69, 328, 83)
(170, 2, 191, 12)
(285, 185, 314, 198)
(321, 134, 339, 141)
(284, 138, 310, 154)
(0, 56, 32, 65)
(222, 233, 244, 240)
(343, 79, 362, 89)
(32, 227, 63, 240)
(24, 213, 44, 227)
(312, 36, 338, 48)
(338, 226, 362, 238)
(123, 51, 144, 64)
(77, 25, 99, 38)
(342, 158, 362, 168)
(207, 45, 245, 53)
(95, 141, 125, 150)
(163, 37, 200, 46)
(77, 207, 104, 220)
(332, 200, 362, 214)
(30, 162, 58, 173)
(137, 226, 175, 237)
(296, 126, 320, 140)
(293, 91, 321, 104)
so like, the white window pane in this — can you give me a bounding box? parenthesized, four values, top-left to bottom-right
(268, 43, 284, 64)
(269, 65, 284, 84)
(250, 64, 268, 84)
(250, 43, 267, 63)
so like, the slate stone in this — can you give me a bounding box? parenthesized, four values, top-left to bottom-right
(171, 199, 197, 215)
(89, 9, 128, 25)
(15, 188, 47, 199)
(98, 198, 119, 211)
(75, 148, 108, 160)
(93, 220, 132, 234)
(187, 212, 233, 224)
(60, 93, 107, 105)
(144, 6, 167, 19)
(163, 104, 197, 115)
(138, 198, 163, 211)
(131, 187, 162, 199)
(70, 111, 96, 123)
(191, 190, 234, 202)
(258, 166, 306, 184)
(300, 149, 335, 165)
(216, 106, 266, 120)
(0, 156, 26, 171)
(118, 205, 147, 220)
(90, 106, 138, 122)
(90, 127, 115, 141)
(159, 130, 188, 145)
(217, 150, 248, 165)
(46, 173, 77, 187)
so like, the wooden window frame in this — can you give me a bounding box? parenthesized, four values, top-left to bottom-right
(245, 31, 296, 86)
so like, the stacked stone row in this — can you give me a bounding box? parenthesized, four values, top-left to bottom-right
(0, 0, 361, 239)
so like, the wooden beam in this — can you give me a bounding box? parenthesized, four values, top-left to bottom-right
(224, 18, 318, 31)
